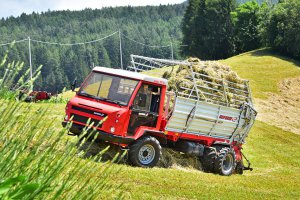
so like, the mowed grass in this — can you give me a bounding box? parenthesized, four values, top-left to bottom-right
(221, 49, 300, 99)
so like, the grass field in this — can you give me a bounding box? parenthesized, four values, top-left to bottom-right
(221, 49, 300, 99)
(4, 102, 299, 199)
(2, 49, 300, 199)
(114, 122, 300, 199)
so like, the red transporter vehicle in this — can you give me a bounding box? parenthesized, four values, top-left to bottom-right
(24, 91, 51, 102)
(62, 56, 257, 176)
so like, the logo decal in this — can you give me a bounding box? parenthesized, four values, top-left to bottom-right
(93, 112, 105, 117)
(219, 115, 237, 122)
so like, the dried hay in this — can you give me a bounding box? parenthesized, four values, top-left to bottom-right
(163, 57, 249, 107)
(158, 148, 202, 170)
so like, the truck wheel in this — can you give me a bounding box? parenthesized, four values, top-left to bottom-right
(200, 147, 217, 173)
(129, 136, 161, 168)
(214, 147, 236, 176)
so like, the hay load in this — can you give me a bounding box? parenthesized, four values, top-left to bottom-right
(162, 57, 250, 108)
(130, 55, 253, 171)
(158, 58, 250, 170)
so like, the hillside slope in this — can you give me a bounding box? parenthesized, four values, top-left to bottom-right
(140, 48, 300, 134)
(221, 49, 300, 134)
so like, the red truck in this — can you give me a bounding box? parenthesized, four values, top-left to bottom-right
(62, 57, 257, 176)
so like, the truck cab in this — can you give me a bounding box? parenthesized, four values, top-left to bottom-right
(62, 67, 168, 145)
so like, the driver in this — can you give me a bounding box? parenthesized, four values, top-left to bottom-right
(134, 84, 152, 110)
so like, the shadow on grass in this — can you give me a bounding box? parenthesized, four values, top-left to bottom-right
(76, 138, 205, 172)
(250, 48, 300, 67)
(76, 139, 128, 164)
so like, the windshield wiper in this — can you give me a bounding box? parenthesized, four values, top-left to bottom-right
(101, 98, 125, 106)
(78, 91, 101, 101)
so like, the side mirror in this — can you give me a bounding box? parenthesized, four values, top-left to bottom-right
(71, 79, 77, 92)
(129, 105, 134, 110)
(138, 93, 147, 107)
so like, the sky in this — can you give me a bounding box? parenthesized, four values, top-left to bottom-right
(0, 0, 185, 18)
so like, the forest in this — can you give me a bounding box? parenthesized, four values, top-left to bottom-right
(0, 4, 186, 92)
(1, 0, 298, 93)
(182, 0, 299, 60)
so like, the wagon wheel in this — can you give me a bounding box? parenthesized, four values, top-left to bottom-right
(214, 147, 236, 176)
(199, 147, 217, 173)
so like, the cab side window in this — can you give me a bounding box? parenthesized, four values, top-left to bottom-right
(133, 84, 160, 113)
(133, 84, 150, 111)
(128, 84, 161, 135)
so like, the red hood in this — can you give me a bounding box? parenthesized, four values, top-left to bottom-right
(70, 95, 125, 114)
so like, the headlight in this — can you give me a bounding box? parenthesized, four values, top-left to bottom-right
(110, 126, 115, 133)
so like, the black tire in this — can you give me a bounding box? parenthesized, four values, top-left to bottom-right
(214, 147, 236, 176)
(128, 136, 161, 168)
(199, 147, 217, 173)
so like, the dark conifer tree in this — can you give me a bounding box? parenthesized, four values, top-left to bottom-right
(182, 0, 236, 60)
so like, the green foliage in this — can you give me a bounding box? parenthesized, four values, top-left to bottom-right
(232, 1, 261, 52)
(181, 0, 237, 60)
(181, 0, 199, 55)
(0, 43, 42, 100)
(182, 0, 300, 60)
(263, 0, 300, 59)
(0, 4, 186, 93)
(0, 176, 39, 199)
(0, 100, 124, 199)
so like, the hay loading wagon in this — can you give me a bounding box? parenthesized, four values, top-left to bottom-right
(62, 55, 257, 176)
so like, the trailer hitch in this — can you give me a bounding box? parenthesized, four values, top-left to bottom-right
(241, 151, 253, 171)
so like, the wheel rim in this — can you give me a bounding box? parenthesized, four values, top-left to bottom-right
(138, 144, 156, 165)
(222, 153, 233, 174)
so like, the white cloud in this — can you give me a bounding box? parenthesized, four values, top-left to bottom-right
(0, 0, 185, 18)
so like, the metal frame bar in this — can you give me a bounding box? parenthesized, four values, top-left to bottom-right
(129, 54, 254, 108)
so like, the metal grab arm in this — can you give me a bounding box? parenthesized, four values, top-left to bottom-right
(242, 151, 253, 171)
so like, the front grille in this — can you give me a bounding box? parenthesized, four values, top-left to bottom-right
(71, 114, 103, 128)
(72, 106, 107, 117)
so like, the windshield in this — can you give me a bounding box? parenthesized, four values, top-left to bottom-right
(78, 71, 139, 106)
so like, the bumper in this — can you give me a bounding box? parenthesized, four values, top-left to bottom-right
(62, 121, 134, 144)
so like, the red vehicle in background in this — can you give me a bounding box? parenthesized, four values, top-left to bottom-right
(62, 58, 257, 176)
(24, 91, 51, 102)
